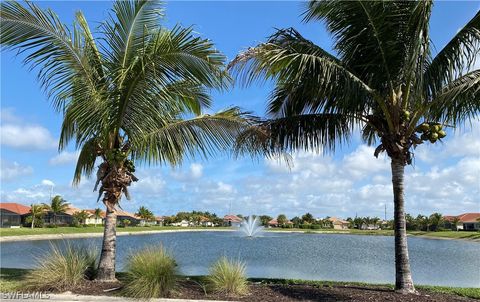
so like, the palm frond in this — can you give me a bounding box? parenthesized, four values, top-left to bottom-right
(131, 108, 251, 166)
(73, 138, 99, 185)
(229, 28, 375, 117)
(0, 1, 101, 111)
(426, 70, 480, 126)
(425, 11, 480, 97)
(304, 0, 415, 92)
(234, 113, 355, 159)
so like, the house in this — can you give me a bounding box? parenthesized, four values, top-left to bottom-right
(268, 219, 279, 227)
(155, 216, 164, 226)
(223, 214, 243, 227)
(43, 205, 81, 226)
(84, 209, 105, 225)
(172, 219, 190, 227)
(200, 216, 213, 227)
(328, 217, 349, 230)
(0, 203, 31, 228)
(116, 208, 140, 226)
(444, 213, 480, 231)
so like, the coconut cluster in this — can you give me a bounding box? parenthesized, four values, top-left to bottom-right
(416, 122, 446, 143)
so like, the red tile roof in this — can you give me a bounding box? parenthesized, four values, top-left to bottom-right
(0, 203, 31, 215)
(445, 213, 480, 223)
(85, 209, 106, 218)
(268, 219, 278, 225)
(223, 215, 242, 223)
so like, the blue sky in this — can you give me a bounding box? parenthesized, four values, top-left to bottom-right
(1, 1, 479, 219)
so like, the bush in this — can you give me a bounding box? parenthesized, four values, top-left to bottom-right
(207, 256, 248, 296)
(123, 245, 177, 298)
(23, 215, 44, 228)
(24, 242, 97, 291)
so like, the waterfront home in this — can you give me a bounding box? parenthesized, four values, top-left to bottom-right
(268, 218, 279, 227)
(116, 208, 140, 226)
(155, 216, 164, 226)
(328, 217, 350, 230)
(0, 203, 31, 228)
(84, 209, 105, 225)
(43, 205, 81, 226)
(444, 213, 480, 231)
(172, 219, 190, 227)
(223, 214, 242, 227)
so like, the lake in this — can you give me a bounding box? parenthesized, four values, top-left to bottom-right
(1, 231, 479, 287)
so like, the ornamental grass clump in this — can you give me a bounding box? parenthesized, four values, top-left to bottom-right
(24, 242, 97, 291)
(123, 245, 177, 298)
(207, 256, 249, 296)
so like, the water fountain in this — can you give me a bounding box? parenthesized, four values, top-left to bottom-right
(239, 215, 264, 237)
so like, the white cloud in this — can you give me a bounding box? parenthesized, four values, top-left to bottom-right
(171, 163, 204, 181)
(0, 124, 57, 150)
(0, 160, 33, 181)
(49, 151, 80, 165)
(41, 179, 55, 187)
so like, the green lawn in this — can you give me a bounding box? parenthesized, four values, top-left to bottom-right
(1, 268, 478, 299)
(1, 226, 479, 241)
(0, 225, 230, 237)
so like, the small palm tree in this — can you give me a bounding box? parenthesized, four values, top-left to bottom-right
(93, 208, 103, 228)
(29, 204, 45, 229)
(1, 0, 248, 281)
(73, 210, 90, 226)
(136, 206, 154, 223)
(231, 0, 479, 293)
(277, 214, 287, 226)
(42, 196, 70, 226)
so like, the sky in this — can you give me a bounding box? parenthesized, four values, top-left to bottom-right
(1, 1, 479, 220)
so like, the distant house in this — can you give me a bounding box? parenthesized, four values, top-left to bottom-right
(43, 205, 80, 226)
(444, 213, 480, 231)
(328, 217, 349, 230)
(84, 209, 105, 225)
(116, 208, 140, 226)
(223, 215, 242, 227)
(200, 216, 213, 227)
(0, 203, 31, 228)
(155, 216, 164, 226)
(268, 219, 278, 227)
(172, 219, 190, 227)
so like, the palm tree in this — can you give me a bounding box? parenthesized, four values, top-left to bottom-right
(429, 213, 443, 231)
(230, 1, 479, 293)
(1, 0, 248, 281)
(93, 208, 103, 228)
(73, 210, 90, 226)
(136, 206, 154, 223)
(449, 216, 460, 231)
(29, 204, 45, 229)
(277, 214, 287, 226)
(42, 195, 70, 226)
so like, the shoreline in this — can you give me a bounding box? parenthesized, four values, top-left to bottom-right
(1, 228, 479, 243)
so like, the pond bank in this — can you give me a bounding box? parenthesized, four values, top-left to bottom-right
(1, 268, 478, 301)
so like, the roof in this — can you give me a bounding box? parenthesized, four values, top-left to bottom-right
(64, 206, 82, 215)
(116, 208, 139, 219)
(0, 203, 31, 215)
(445, 213, 480, 223)
(85, 209, 106, 218)
(328, 217, 349, 224)
(155, 216, 164, 221)
(223, 215, 242, 223)
(268, 219, 278, 225)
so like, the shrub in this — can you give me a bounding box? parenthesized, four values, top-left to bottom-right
(24, 242, 97, 291)
(207, 256, 248, 296)
(123, 245, 177, 298)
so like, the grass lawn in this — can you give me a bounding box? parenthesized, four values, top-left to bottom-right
(0, 225, 230, 237)
(1, 268, 478, 299)
(409, 231, 480, 240)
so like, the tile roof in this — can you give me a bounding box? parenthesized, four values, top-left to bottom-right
(84, 209, 106, 218)
(445, 213, 480, 223)
(328, 217, 349, 224)
(0, 203, 31, 215)
(223, 214, 242, 223)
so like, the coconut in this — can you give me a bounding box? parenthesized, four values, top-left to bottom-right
(438, 130, 447, 138)
(419, 123, 430, 132)
(430, 132, 439, 140)
(403, 110, 410, 120)
(432, 124, 441, 132)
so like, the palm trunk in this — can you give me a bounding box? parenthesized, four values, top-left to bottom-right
(391, 158, 415, 293)
(31, 215, 34, 229)
(97, 206, 117, 281)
